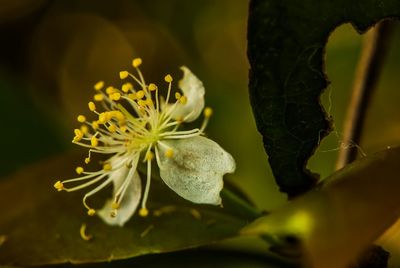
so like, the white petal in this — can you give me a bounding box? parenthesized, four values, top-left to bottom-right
(98, 156, 141, 226)
(171, 66, 205, 122)
(157, 136, 235, 205)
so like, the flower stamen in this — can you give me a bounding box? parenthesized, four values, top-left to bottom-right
(139, 150, 153, 218)
(76, 166, 84, 175)
(87, 208, 96, 216)
(77, 115, 86, 123)
(201, 107, 213, 132)
(54, 181, 64, 191)
(119, 71, 129, 80)
(94, 81, 104, 91)
(53, 58, 227, 226)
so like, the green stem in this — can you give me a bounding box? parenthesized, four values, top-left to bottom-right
(221, 188, 263, 220)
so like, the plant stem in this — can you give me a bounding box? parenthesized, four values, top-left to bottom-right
(335, 20, 394, 170)
(221, 188, 263, 220)
(335, 20, 394, 268)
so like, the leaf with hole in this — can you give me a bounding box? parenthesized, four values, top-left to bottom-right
(248, 0, 400, 196)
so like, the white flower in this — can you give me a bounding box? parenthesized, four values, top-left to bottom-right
(54, 58, 236, 226)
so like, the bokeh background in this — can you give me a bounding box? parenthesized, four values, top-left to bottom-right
(1, 0, 400, 265)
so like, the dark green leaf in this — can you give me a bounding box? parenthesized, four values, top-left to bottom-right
(0, 154, 251, 266)
(241, 146, 400, 268)
(48, 249, 297, 268)
(247, 0, 400, 196)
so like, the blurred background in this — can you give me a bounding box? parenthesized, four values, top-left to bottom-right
(1, 0, 400, 265)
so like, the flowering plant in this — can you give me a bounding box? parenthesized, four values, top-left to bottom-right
(1, 1, 400, 267)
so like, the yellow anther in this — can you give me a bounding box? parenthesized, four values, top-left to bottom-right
(204, 107, 213, 118)
(80, 223, 92, 241)
(139, 207, 149, 217)
(94, 94, 104, 102)
(109, 111, 125, 124)
(148, 83, 157, 91)
(164, 74, 173, 83)
(80, 125, 89, 134)
(145, 98, 153, 106)
(92, 121, 99, 130)
(77, 115, 86, 123)
(85, 157, 91, 164)
(87, 209, 96, 216)
(54, 181, 64, 191)
(132, 58, 142, 68)
(105, 111, 112, 121)
(138, 100, 146, 107)
(91, 136, 98, 147)
(73, 135, 82, 142)
(119, 71, 129, 79)
(103, 163, 112, 171)
(165, 149, 174, 158)
(110, 92, 121, 101)
(76, 166, 84, 174)
(128, 93, 136, 100)
(179, 96, 187, 104)
(111, 202, 120, 209)
(74, 128, 82, 136)
(88, 101, 96, 111)
(175, 92, 181, 99)
(145, 151, 154, 161)
(108, 124, 116, 133)
(122, 82, 133, 93)
(136, 90, 145, 99)
(98, 113, 107, 124)
(73, 129, 83, 142)
(94, 81, 104, 91)
(114, 111, 125, 121)
(106, 86, 116, 95)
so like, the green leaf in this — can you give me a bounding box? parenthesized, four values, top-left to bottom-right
(247, 0, 400, 196)
(241, 146, 400, 268)
(0, 154, 252, 266)
(53, 249, 297, 268)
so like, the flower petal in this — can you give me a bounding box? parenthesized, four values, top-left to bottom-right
(98, 156, 141, 226)
(171, 66, 205, 122)
(158, 136, 235, 205)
